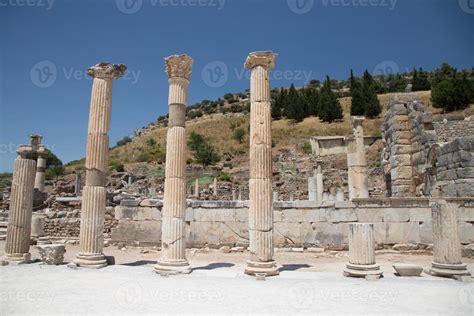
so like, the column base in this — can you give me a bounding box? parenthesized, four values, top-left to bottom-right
(428, 262, 471, 280)
(2, 252, 31, 265)
(244, 260, 279, 277)
(344, 263, 383, 279)
(73, 253, 107, 269)
(153, 259, 192, 275)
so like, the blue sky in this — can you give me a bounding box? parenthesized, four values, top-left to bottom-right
(1, 0, 473, 172)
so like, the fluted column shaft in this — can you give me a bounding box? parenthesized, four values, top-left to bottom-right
(429, 200, 471, 279)
(344, 223, 382, 278)
(4, 155, 36, 262)
(75, 63, 126, 268)
(348, 223, 375, 265)
(34, 153, 46, 191)
(244, 51, 278, 276)
(155, 55, 193, 275)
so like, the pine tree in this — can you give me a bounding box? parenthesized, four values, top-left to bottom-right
(412, 67, 431, 91)
(305, 87, 320, 116)
(271, 88, 283, 119)
(349, 69, 365, 116)
(361, 70, 381, 118)
(319, 76, 343, 123)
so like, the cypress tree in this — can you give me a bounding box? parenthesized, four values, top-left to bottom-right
(271, 88, 283, 119)
(349, 69, 365, 116)
(319, 76, 343, 123)
(361, 70, 381, 118)
(286, 84, 305, 122)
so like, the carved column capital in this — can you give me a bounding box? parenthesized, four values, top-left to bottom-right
(165, 55, 193, 80)
(87, 63, 127, 79)
(244, 51, 277, 70)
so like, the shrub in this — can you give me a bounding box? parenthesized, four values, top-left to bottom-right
(233, 128, 245, 144)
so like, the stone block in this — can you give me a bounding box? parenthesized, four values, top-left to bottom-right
(385, 222, 420, 244)
(233, 208, 248, 222)
(335, 201, 356, 208)
(293, 200, 319, 208)
(185, 207, 194, 221)
(282, 208, 320, 223)
(419, 220, 433, 243)
(110, 221, 137, 242)
(383, 208, 410, 222)
(140, 199, 162, 207)
(193, 208, 234, 222)
(114, 206, 137, 220)
(136, 221, 161, 244)
(35, 244, 66, 265)
(459, 222, 474, 244)
(320, 208, 357, 223)
(356, 208, 383, 222)
(121, 199, 140, 207)
(409, 208, 431, 222)
(310, 222, 348, 246)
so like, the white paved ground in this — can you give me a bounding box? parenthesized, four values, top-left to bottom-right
(1, 263, 473, 315)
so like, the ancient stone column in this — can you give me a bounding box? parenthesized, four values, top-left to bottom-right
(344, 223, 383, 279)
(232, 189, 237, 200)
(244, 51, 279, 276)
(31, 135, 46, 192)
(74, 63, 126, 269)
(213, 177, 218, 196)
(194, 178, 199, 198)
(74, 171, 82, 196)
(154, 55, 193, 275)
(347, 117, 369, 200)
(3, 143, 37, 263)
(308, 174, 317, 201)
(316, 163, 324, 203)
(429, 200, 471, 280)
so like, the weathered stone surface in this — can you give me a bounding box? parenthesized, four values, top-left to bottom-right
(393, 264, 423, 276)
(320, 208, 357, 223)
(383, 208, 410, 222)
(36, 244, 66, 265)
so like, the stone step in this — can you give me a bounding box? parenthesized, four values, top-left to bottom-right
(0, 221, 7, 227)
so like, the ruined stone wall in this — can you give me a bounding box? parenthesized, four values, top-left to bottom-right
(429, 136, 474, 197)
(433, 120, 474, 143)
(383, 94, 437, 196)
(109, 198, 474, 249)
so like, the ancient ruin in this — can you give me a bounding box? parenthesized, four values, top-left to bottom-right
(244, 51, 279, 276)
(73, 63, 127, 268)
(154, 55, 193, 275)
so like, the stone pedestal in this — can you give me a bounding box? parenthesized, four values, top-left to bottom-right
(31, 214, 45, 238)
(347, 117, 369, 200)
(74, 63, 126, 269)
(344, 223, 383, 279)
(244, 51, 279, 277)
(429, 201, 471, 280)
(194, 178, 199, 198)
(3, 144, 37, 264)
(154, 55, 193, 275)
(74, 172, 82, 196)
(213, 177, 218, 196)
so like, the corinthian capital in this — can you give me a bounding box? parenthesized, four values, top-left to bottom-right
(87, 63, 127, 79)
(165, 54, 193, 80)
(244, 51, 277, 70)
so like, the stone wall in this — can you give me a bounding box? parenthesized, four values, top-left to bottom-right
(433, 119, 474, 143)
(382, 93, 438, 196)
(429, 136, 474, 197)
(110, 198, 474, 248)
(310, 136, 380, 157)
